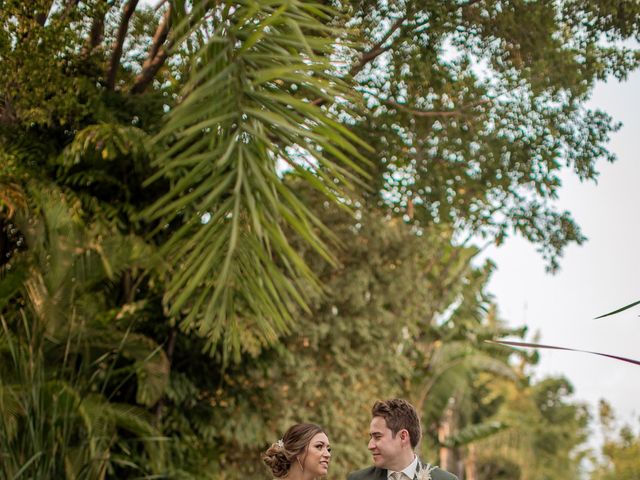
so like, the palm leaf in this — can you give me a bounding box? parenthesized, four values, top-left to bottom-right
(87, 330, 170, 407)
(594, 299, 640, 319)
(487, 339, 640, 366)
(143, 0, 370, 358)
(442, 420, 508, 448)
(417, 341, 519, 424)
(59, 124, 150, 168)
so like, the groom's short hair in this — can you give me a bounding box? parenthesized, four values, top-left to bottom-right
(371, 398, 421, 449)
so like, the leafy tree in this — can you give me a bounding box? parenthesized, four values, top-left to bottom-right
(401, 252, 530, 476)
(4, 0, 637, 357)
(341, 0, 639, 271)
(591, 400, 640, 480)
(472, 376, 590, 480)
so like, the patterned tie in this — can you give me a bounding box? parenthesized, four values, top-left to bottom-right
(390, 472, 403, 480)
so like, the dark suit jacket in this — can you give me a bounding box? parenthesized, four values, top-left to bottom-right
(347, 459, 458, 480)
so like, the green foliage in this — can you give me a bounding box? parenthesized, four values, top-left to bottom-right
(151, 203, 424, 478)
(3, 0, 637, 358)
(0, 192, 169, 478)
(344, 0, 639, 270)
(592, 400, 640, 480)
(473, 376, 590, 480)
(0, 323, 166, 479)
(444, 421, 507, 449)
(143, 0, 370, 357)
(55, 123, 154, 228)
(149, 190, 530, 478)
(0, 0, 103, 128)
(1, 0, 637, 478)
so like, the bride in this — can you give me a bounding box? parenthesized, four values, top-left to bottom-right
(263, 423, 332, 479)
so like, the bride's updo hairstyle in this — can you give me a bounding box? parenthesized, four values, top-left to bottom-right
(262, 423, 325, 478)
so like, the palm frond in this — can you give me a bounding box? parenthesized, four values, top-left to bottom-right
(442, 420, 508, 448)
(143, 0, 370, 358)
(594, 298, 640, 319)
(87, 329, 170, 407)
(487, 339, 640, 366)
(59, 123, 150, 169)
(417, 341, 521, 424)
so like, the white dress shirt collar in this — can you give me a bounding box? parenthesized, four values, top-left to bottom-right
(387, 454, 418, 480)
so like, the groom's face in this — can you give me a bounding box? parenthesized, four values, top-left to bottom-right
(368, 416, 404, 470)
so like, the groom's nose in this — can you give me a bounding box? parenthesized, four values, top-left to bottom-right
(368, 438, 375, 450)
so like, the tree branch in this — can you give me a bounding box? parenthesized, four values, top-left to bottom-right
(0, 94, 17, 125)
(153, 326, 177, 423)
(349, 16, 406, 78)
(131, 5, 172, 94)
(311, 16, 406, 107)
(35, 0, 55, 26)
(360, 87, 493, 118)
(395, 98, 492, 118)
(106, 0, 140, 91)
(391, 103, 465, 117)
(147, 6, 171, 65)
(89, 14, 106, 50)
(461, 0, 484, 8)
(81, 7, 108, 58)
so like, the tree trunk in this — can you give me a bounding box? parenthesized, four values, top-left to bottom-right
(465, 444, 478, 480)
(106, 0, 139, 90)
(153, 326, 177, 423)
(438, 397, 457, 473)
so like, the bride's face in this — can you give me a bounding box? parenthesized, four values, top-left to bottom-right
(299, 432, 331, 477)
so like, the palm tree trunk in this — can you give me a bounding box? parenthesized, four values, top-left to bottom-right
(438, 397, 457, 473)
(465, 444, 478, 480)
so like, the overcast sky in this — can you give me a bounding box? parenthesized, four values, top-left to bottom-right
(480, 68, 640, 441)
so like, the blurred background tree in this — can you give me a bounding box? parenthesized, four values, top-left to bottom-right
(591, 400, 640, 480)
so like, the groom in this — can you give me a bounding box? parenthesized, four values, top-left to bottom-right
(347, 398, 458, 480)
